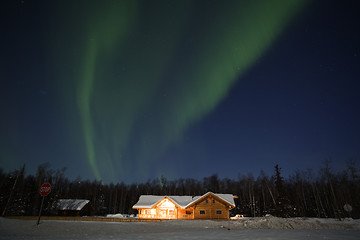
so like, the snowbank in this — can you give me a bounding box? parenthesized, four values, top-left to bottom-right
(106, 213, 137, 218)
(231, 215, 360, 230)
(106, 213, 124, 218)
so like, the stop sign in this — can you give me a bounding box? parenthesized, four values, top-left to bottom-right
(39, 182, 51, 197)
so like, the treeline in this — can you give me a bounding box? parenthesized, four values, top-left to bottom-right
(0, 161, 359, 219)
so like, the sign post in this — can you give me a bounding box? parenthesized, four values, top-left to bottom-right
(344, 203, 352, 218)
(37, 182, 51, 225)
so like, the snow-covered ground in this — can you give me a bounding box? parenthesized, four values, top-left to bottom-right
(1, 216, 359, 240)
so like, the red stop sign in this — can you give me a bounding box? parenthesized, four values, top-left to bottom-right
(40, 182, 51, 197)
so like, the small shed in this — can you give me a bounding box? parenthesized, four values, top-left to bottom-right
(57, 199, 91, 216)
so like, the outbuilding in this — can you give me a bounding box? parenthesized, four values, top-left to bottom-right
(57, 199, 91, 216)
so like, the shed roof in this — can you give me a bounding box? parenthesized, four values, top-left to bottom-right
(57, 199, 90, 211)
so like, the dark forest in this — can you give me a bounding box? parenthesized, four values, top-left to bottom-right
(1, 161, 359, 219)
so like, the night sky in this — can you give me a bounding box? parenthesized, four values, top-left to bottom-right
(2, 0, 360, 183)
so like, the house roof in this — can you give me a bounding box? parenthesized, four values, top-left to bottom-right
(132, 195, 165, 208)
(132, 192, 235, 209)
(57, 199, 90, 211)
(186, 192, 235, 208)
(170, 196, 198, 208)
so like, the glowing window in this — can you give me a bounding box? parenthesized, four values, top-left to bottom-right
(158, 199, 175, 208)
(150, 209, 156, 215)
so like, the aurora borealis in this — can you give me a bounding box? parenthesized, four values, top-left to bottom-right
(61, 0, 306, 181)
(2, 0, 360, 183)
(73, 0, 305, 181)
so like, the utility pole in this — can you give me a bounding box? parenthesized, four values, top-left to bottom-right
(2, 166, 24, 217)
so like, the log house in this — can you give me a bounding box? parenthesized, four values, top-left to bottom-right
(132, 192, 235, 220)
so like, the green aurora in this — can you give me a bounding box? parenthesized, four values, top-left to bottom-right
(54, 0, 307, 182)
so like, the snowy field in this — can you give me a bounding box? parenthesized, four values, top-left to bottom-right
(1, 216, 359, 240)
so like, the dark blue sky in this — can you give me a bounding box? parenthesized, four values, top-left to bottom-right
(1, 0, 360, 183)
(181, 0, 360, 178)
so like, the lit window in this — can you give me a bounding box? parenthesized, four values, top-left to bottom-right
(150, 209, 156, 215)
(200, 210, 205, 214)
(158, 199, 175, 208)
(216, 210, 222, 215)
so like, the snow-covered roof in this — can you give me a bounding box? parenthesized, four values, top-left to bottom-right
(132, 195, 164, 208)
(57, 199, 90, 211)
(170, 196, 198, 208)
(132, 192, 235, 209)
